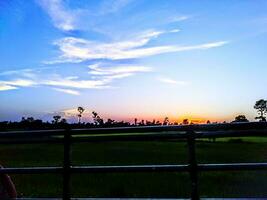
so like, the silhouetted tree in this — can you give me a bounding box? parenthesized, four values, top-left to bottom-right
(163, 117, 169, 125)
(134, 118, 138, 126)
(254, 99, 267, 122)
(60, 118, 67, 124)
(182, 119, 189, 125)
(92, 111, 104, 126)
(105, 118, 115, 126)
(77, 107, 85, 123)
(207, 120, 211, 124)
(232, 115, 249, 123)
(145, 120, 156, 126)
(21, 117, 34, 125)
(138, 120, 145, 126)
(52, 115, 61, 124)
(155, 120, 161, 126)
(24, 117, 34, 123)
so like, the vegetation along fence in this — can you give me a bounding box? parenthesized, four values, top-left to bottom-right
(1, 122, 267, 200)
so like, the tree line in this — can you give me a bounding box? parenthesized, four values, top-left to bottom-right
(0, 99, 266, 131)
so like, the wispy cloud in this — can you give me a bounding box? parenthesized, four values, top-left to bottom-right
(0, 84, 17, 91)
(89, 63, 152, 75)
(99, 0, 132, 15)
(48, 29, 228, 63)
(53, 88, 80, 95)
(0, 76, 107, 93)
(158, 77, 188, 85)
(170, 15, 192, 22)
(37, 0, 81, 31)
(0, 79, 37, 91)
(43, 77, 109, 89)
(0, 64, 151, 94)
(0, 79, 36, 87)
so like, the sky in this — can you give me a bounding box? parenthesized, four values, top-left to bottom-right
(0, 0, 267, 123)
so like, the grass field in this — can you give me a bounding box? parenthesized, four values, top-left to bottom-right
(1, 136, 267, 198)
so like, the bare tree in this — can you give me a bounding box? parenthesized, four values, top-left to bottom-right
(77, 107, 85, 123)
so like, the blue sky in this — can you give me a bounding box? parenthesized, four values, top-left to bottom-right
(0, 0, 267, 122)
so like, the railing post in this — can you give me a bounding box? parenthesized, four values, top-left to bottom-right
(63, 128, 71, 200)
(187, 130, 199, 200)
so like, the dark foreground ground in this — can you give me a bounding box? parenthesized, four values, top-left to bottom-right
(1, 137, 267, 198)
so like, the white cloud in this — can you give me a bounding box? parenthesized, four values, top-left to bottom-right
(0, 64, 151, 93)
(89, 64, 152, 75)
(0, 78, 37, 91)
(43, 78, 108, 89)
(0, 79, 37, 91)
(99, 0, 132, 15)
(53, 88, 80, 95)
(169, 29, 180, 33)
(37, 0, 80, 31)
(49, 29, 228, 63)
(170, 15, 191, 22)
(0, 84, 18, 91)
(42, 64, 151, 89)
(158, 77, 188, 85)
(88, 63, 152, 84)
(2, 79, 37, 87)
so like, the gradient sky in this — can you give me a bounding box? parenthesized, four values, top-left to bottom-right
(1, 0, 267, 123)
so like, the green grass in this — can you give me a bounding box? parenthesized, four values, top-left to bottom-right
(1, 137, 267, 198)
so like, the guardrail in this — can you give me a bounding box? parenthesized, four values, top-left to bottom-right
(1, 122, 267, 200)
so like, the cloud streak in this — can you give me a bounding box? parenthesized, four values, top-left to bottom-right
(37, 0, 81, 31)
(0, 64, 151, 94)
(53, 88, 80, 95)
(170, 15, 192, 22)
(89, 63, 152, 75)
(0, 84, 17, 91)
(48, 29, 228, 63)
(158, 77, 188, 85)
(99, 0, 133, 15)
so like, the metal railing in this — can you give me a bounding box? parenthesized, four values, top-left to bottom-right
(1, 122, 267, 200)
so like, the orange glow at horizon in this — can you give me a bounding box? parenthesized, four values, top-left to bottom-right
(60, 107, 234, 124)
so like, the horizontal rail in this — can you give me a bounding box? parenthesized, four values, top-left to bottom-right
(199, 163, 267, 171)
(0, 129, 267, 144)
(69, 122, 267, 134)
(1, 122, 267, 138)
(1, 163, 267, 174)
(71, 165, 188, 173)
(0, 138, 64, 144)
(0, 167, 62, 174)
(17, 198, 263, 200)
(197, 129, 267, 138)
(0, 129, 64, 138)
